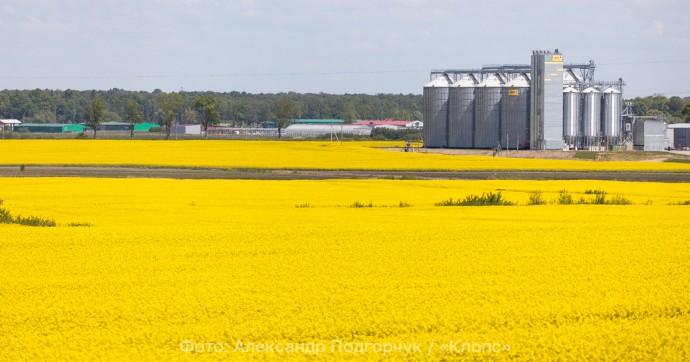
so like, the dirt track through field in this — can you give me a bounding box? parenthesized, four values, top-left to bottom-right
(2, 166, 690, 182)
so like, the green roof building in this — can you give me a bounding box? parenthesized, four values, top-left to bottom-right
(17, 123, 85, 133)
(134, 123, 160, 132)
(293, 119, 344, 125)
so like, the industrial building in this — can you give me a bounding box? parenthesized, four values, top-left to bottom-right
(668, 123, 690, 150)
(423, 49, 626, 150)
(171, 124, 202, 135)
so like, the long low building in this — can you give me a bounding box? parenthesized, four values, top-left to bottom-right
(15, 123, 85, 133)
(353, 119, 423, 129)
(283, 124, 371, 137)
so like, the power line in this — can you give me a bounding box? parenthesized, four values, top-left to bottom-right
(598, 59, 690, 66)
(2, 59, 688, 80)
(0, 69, 425, 81)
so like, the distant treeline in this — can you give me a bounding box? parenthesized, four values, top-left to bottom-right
(629, 95, 690, 123)
(0, 89, 423, 126)
(0, 89, 688, 126)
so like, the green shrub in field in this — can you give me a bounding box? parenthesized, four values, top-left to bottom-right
(528, 190, 547, 205)
(0, 199, 56, 227)
(557, 190, 573, 205)
(436, 192, 515, 206)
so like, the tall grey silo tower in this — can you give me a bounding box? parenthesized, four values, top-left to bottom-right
(530, 50, 565, 150)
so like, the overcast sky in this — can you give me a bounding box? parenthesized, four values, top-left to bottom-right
(1, 0, 688, 97)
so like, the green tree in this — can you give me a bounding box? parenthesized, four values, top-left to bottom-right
(124, 100, 144, 139)
(87, 96, 107, 139)
(157, 93, 183, 140)
(276, 96, 297, 138)
(339, 100, 357, 124)
(668, 96, 684, 116)
(682, 103, 690, 123)
(191, 94, 221, 139)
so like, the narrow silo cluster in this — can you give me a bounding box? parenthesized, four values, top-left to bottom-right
(423, 49, 625, 150)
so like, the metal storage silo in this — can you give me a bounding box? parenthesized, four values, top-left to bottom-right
(448, 76, 476, 148)
(582, 87, 601, 146)
(500, 75, 530, 150)
(602, 87, 622, 141)
(563, 86, 581, 146)
(474, 74, 503, 149)
(423, 75, 451, 147)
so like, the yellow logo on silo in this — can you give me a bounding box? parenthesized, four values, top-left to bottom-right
(552, 54, 563, 62)
(508, 89, 519, 96)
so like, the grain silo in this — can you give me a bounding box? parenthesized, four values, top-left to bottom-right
(602, 87, 622, 141)
(448, 75, 477, 148)
(500, 75, 530, 149)
(474, 74, 502, 148)
(563, 86, 581, 147)
(424, 49, 626, 150)
(582, 87, 601, 146)
(423, 75, 451, 147)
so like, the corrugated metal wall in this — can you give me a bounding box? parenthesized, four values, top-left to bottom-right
(448, 81, 475, 148)
(423, 77, 450, 147)
(674, 128, 690, 150)
(500, 80, 530, 149)
(643, 121, 666, 151)
(474, 77, 502, 149)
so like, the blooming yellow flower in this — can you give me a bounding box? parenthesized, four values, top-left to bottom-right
(0, 177, 688, 360)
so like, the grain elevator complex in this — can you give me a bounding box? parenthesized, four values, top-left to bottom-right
(423, 49, 626, 150)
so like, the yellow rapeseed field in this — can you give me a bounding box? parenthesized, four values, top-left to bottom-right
(2, 139, 690, 171)
(1, 177, 688, 360)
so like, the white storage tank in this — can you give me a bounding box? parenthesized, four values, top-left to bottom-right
(602, 87, 622, 140)
(582, 87, 601, 142)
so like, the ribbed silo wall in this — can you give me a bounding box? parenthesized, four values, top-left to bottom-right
(448, 86, 474, 148)
(500, 86, 530, 149)
(474, 87, 501, 148)
(563, 89, 580, 138)
(423, 86, 449, 147)
(582, 89, 601, 139)
(603, 90, 622, 138)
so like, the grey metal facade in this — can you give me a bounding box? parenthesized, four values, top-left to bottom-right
(674, 128, 690, 150)
(500, 76, 530, 149)
(423, 76, 451, 147)
(530, 51, 564, 149)
(448, 77, 476, 148)
(474, 75, 502, 148)
(636, 120, 666, 151)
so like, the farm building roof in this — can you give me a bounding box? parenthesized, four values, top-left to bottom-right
(353, 119, 414, 127)
(293, 119, 344, 124)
